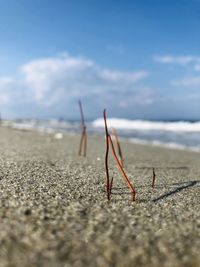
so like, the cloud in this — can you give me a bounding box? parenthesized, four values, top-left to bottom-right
(99, 69, 148, 83)
(0, 77, 14, 105)
(194, 64, 200, 71)
(20, 55, 95, 102)
(0, 92, 9, 105)
(0, 77, 14, 88)
(172, 76, 200, 86)
(20, 55, 148, 105)
(155, 54, 200, 89)
(133, 88, 158, 105)
(0, 54, 150, 118)
(154, 55, 200, 66)
(116, 87, 159, 109)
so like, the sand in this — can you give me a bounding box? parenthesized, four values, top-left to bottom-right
(0, 126, 199, 267)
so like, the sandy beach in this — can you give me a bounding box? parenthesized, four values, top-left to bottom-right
(0, 126, 199, 267)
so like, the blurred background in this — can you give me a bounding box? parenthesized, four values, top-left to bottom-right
(1, 0, 200, 149)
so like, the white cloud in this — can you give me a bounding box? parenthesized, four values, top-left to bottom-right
(0, 54, 151, 117)
(19, 55, 149, 106)
(155, 54, 200, 88)
(20, 55, 95, 102)
(172, 76, 200, 86)
(99, 69, 148, 83)
(0, 77, 14, 88)
(117, 87, 159, 108)
(194, 64, 200, 71)
(154, 55, 200, 65)
(0, 77, 14, 105)
(133, 88, 158, 105)
(0, 92, 9, 105)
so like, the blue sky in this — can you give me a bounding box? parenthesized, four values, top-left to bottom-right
(0, 0, 200, 120)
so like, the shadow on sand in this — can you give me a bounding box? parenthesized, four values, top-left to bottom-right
(152, 180, 199, 203)
(109, 180, 199, 203)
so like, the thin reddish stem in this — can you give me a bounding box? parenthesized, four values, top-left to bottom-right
(108, 135, 136, 202)
(109, 177, 114, 196)
(83, 128, 87, 157)
(78, 132, 84, 156)
(78, 101, 87, 157)
(152, 167, 156, 188)
(112, 128, 124, 167)
(103, 109, 110, 201)
(78, 100, 85, 128)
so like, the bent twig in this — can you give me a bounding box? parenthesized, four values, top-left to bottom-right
(112, 128, 124, 167)
(103, 110, 136, 202)
(108, 135, 136, 202)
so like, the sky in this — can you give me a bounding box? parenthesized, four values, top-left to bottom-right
(0, 0, 200, 120)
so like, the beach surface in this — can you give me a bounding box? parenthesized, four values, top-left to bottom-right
(0, 126, 199, 267)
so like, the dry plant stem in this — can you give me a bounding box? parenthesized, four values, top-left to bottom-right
(112, 128, 124, 167)
(108, 135, 136, 202)
(109, 177, 114, 196)
(78, 100, 87, 157)
(78, 132, 84, 156)
(78, 100, 85, 127)
(103, 109, 110, 201)
(152, 167, 156, 188)
(83, 127, 87, 157)
(78, 131, 87, 156)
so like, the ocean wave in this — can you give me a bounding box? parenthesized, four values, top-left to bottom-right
(129, 138, 200, 153)
(3, 119, 200, 152)
(92, 118, 200, 132)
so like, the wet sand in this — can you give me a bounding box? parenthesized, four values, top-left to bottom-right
(0, 126, 199, 267)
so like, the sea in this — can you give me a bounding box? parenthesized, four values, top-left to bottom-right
(4, 118, 200, 152)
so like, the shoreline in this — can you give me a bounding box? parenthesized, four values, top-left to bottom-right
(2, 120, 200, 154)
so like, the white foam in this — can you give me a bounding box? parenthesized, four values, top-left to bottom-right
(10, 122, 36, 130)
(129, 137, 200, 152)
(92, 118, 200, 132)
